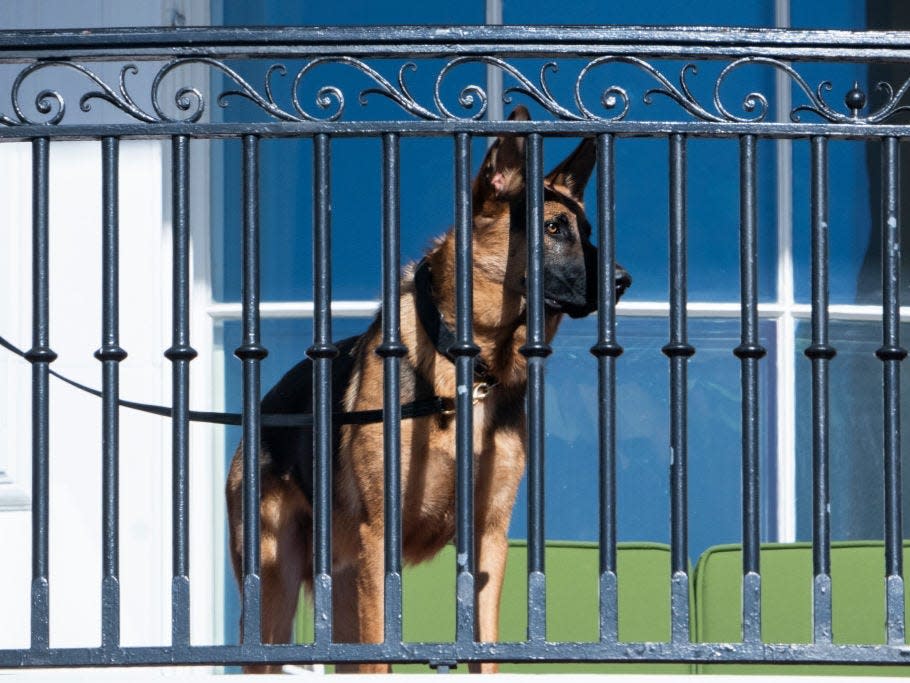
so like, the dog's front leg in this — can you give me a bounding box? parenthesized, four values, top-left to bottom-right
(471, 428, 527, 674)
(333, 524, 390, 674)
(471, 528, 510, 673)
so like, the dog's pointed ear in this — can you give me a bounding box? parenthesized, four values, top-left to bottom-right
(473, 106, 530, 204)
(544, 137, 595, 202)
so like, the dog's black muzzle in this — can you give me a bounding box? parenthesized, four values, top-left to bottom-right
(615, 266, 632, 299)
(545, 245, 632, 319)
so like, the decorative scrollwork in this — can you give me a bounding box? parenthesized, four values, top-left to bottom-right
(295, 57, 440, 121)
(1, 61, 158, 125)
(436, 57, 583, 120)
(155, 56, 442, 122)
(714, 57, 910, 124)
(795, 75, 910, 124)
(153, 57, 277, 122)
(861, 80, 910, 123)
(711, 58, 778, 122)
(575, 57, 723, 122)
(151, 59, 208, 122)
(3, 54, 910, 126)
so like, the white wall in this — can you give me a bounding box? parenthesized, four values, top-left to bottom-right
(0, 0, 219, 656)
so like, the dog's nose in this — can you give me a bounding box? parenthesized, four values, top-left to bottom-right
(615, 268, 632, 299)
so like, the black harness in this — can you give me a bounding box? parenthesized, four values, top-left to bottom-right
(413, 258, 499, 388)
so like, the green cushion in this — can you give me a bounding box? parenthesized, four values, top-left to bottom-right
(296, 540, 693, 673)
(493, 541, 692, 674)
(693, 541, 910, 676)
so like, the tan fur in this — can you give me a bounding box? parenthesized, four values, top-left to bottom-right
(226, 106, 607, 673)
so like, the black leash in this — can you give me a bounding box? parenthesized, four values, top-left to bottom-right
(0, 333, 449, 427)
(0, 258, 497, 428)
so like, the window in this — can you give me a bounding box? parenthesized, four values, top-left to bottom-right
(210, 0, 904, 642)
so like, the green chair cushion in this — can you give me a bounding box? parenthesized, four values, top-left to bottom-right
(296, 540, 692, 673)
(693, 540, 910, 676)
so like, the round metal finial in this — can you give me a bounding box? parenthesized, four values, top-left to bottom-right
(845, 82, 866, 117)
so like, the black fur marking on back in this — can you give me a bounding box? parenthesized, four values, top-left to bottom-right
(259, 327, 436, 503)
(260, 335, 361, 502)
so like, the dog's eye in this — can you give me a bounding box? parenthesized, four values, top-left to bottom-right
(545, 213, 570, 236)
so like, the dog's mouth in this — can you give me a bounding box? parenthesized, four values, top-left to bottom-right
(615, 270, 632, 299)
(544, 297, 566, 311)
(550, 298, 595, 319)
(542, 270, 632, 318)
(517, 282, 586, 316)
(544, 297, 591, 318)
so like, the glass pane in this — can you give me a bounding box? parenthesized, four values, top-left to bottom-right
(790, 1, 890, 305)
(214, 0, 487, 304)
(792, 138, 872, 305)
(224, 1, 483, 26)
(610, 137, 778, 304)
(509, 316, 777, 562)
(503, 0, 773, 25)
(215, 135, 490, 303)
(791, 0, 866, 29)
(795, 320, 910, 542)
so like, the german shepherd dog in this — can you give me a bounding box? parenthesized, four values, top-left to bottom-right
(226, 106, 631, 673)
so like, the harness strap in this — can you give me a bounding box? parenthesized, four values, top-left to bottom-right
(413, 258, 498, 387)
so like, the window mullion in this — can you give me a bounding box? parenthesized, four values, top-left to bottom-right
(774, 0, 797, 544)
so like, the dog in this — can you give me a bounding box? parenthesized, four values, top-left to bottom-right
(226, 105, 631, 673)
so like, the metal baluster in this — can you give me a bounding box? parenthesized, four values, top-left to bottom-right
(592, 133, 622, 643)
(378, 132, 406, 645)
(28, 137, 54, 651)
(878, 136, 906, 646)
(236, 134, 267, 646)
(97, 136, 126, 650)
(452, 132, 479, 644)
(805, 136, 834, 644)
(662, 133, 693, 644)
(309, 133, 337, 648)
(736, 134, 766, 644)
(165, 135, 196, 647)
(522, 133, 550, 642)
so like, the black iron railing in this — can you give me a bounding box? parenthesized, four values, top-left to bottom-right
(2, 25, 910, 670)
